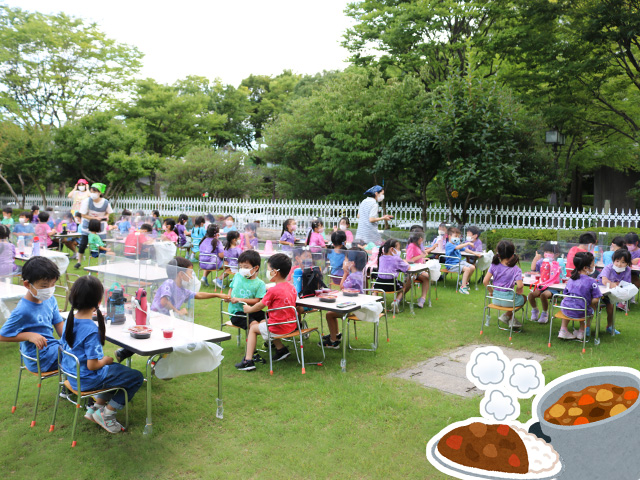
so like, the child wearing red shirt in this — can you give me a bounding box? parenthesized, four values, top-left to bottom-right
(236, 253, 297, 371)
(124, 223, 154, 258)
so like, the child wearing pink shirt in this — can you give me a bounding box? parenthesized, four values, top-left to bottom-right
(306, 220, 326, 252)
(161, 219, 178, 243)
(333, 217, 354, 245)
(406, 232, 437, 264)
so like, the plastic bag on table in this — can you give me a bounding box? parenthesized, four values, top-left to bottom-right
(425, 259, 441, 283)
(153, 242, 177, 266)
(154, 342, 224, 379)
(608, 281, 639, 303)
(475, 250, 494, 272)
(352, 302, 384, 323)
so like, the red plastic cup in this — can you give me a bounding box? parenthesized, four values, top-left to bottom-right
(162, 329, 174, 339)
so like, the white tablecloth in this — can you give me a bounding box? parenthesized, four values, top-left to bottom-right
(17, 247, 70, 275)
(0, 283, 27, 326)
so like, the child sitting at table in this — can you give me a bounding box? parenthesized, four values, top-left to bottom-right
(444, 227, 476, 295)
(373, 239, 413, 310)
(567, 232, 596, 271)
(0, 225, 19, 276)
(528, 242, 560, 324)
(483, 240, 525, 328)
(61, 275, 144, 433)
(2, 207, 14, 231)
(559, 252, 602, 341)
(327, 230, 347, 285)
(221, 231, 242, 288)
(31, 205, 40, 224)
(240, 222, 259, 251)
(236, 253, 297, 371)
(124, 223, 154, 259)
(321, 248, 368, 349)
(597, 248, 631, 335)
(88, 219, 112, 258)
(406, 232, 437, 263)
(116, 210, 132, 235)
(13, 212, 35, 246)
(431, 223, 448, 250)
(189, 216, 206, 262)
(199, 224, 225, 287)
(603, 236, 625, 265)
(225, 250, 267, 333)
(0, 257, 63, 374)
(34, 212, 59, 249)
(152, 210, 162, 232)
(115, 257, 228, 363)
(279, 218, 297, 251)
(306, 220, 326, 252)
(333, 217, 354, 246)
(463, 226, 484, 264)
(160, 219, 178, 243)
(222, 215, 237, 234)
(175, 214, 191, 249)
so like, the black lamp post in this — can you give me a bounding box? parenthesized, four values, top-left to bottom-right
(545, 128, 566, 206)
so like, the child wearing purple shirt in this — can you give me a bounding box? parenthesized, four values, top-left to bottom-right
(559, 252, 602, 341)
(321, 249, 368, 349)
(279, 219, 297, 251)
(624, 232, 640, 292)
(483, 240, 524, 328)
(373, 239, 413, 311)
(220, 231, 242, 288)
(597, 248, 632, 335)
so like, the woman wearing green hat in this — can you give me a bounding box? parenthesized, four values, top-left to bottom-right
(74, 183, 113, 269)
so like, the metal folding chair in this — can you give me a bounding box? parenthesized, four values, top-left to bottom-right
(11, 347, 59, 427)
(264, 306, 325, 375)
(370, 270, 405, 317)
(50, 348, 129, 447)
(480, 285, 526, 341)
(549, 293, 594, 354)
(439, 255, 462, 291)
(219, 299, 249, 348)
(346, 288, 389, 352)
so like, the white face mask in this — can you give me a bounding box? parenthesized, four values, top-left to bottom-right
(267, 268, 279, 280)
(588, 267, 596, 275)
(225, 220, 233, 226)
(376, 194, 384, 203)
(438, 231, 445, 237)
(318, 227, 324, 234)
(466, 236, 473, 242)
(339, 224, 348, 231)
(19, 218, 26, 224)
(239, 266, 256, 278)
(78, 185, 86, 191)
(30, 284, 55, 302)
(90, 192, 100, 200)
(613, 265, 627, 273)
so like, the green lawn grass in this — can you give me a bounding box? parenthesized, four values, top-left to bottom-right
(1, 259, 639, 479)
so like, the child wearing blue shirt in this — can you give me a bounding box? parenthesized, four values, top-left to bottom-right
(13, 212, 35, 246)
(444, 227, 476, 295)
(327, 230, 347, 284)
(62, 275, 144, 434)
(0, 257, 63, 373)
(603, 236, 625, 266)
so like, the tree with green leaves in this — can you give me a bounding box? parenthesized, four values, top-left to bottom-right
(53, 111, 160, 203)
(0, 6, 142, 128)
(160, 147, 267, 199)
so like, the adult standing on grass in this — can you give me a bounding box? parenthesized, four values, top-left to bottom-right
(355, 185, 393, 245)
(68, 178, 90, 216)
(74, 183, 112, 269)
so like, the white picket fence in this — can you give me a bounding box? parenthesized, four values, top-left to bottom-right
(3, 194, 639, 230)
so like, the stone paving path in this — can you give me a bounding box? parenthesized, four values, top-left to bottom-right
(389, 344, 550, 398)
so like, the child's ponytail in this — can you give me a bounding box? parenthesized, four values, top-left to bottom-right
(306, 220, 320, 246)
(64, 309, 76, 347)
(494, 240, 518, 267)
(377, 239, 396, 269)
(571, 251, 593, 281)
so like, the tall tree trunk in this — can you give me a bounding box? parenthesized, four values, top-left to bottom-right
(17, 174, 25, 209)
(0, 167, 20, 206)
(30, 176, 47, 207)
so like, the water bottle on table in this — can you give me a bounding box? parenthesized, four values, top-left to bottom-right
(16, 237, 25, 257)
(32, 236, 40, 257)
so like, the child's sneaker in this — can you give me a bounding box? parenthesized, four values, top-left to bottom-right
(84, 404, 103, 423)
(606, 326, 621, 335)
(252, 353, 266, 364)
(73, 262, 81, 270)
(322, 332, 342, 341)
(498, 313, 510, 324)
(509, 318, 522, 328)
(272, 346, 290, 362)
(530, 308, 540, 322)
(459, 286, 470, 295)
(416, 297, 426, 308)
(92, 408, 124, 433)
(318, 338, 341, 349)
(538, 311, 549, 324)
(558, 329, 576, 340)
(215, 278, 224, 289)
(201, 276, 209, 287)
(235, 358, 256, 371)
(617, 302, 627, 311)
(574, 329, 585, 341)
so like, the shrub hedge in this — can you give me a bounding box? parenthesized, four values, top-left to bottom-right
(481, 227, 637, 251)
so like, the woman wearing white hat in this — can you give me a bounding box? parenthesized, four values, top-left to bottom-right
(354, 185, 393, 245)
